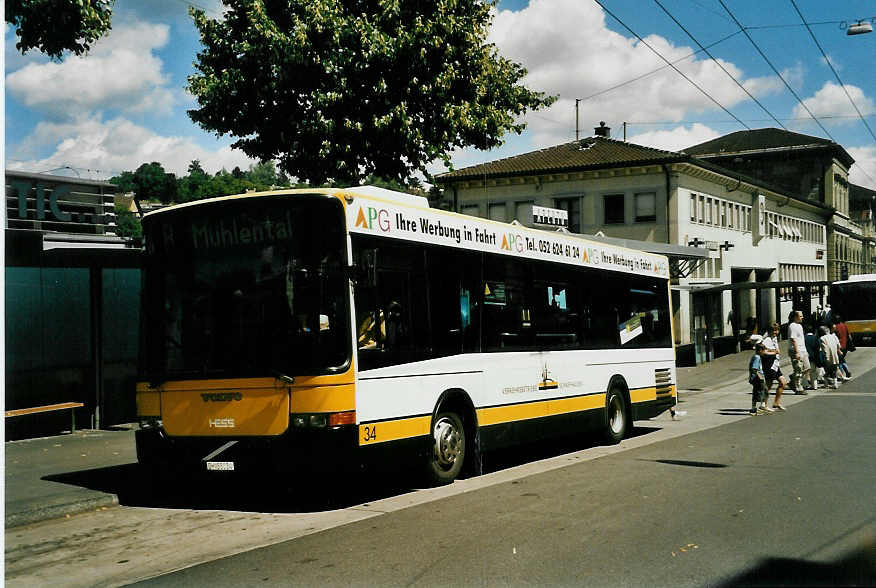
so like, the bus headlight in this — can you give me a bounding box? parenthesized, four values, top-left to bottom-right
(309, 414, 328, 428)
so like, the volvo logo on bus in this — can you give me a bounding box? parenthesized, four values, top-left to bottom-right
(201, 392, 243, 402)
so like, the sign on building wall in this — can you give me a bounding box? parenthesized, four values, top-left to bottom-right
(752, 193, 766, 245)
(531, 205, 568, 228)
(5, 172, 117, 236)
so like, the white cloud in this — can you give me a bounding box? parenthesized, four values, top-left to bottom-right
(487, 0, 784, 152)
(627, 124, 722, 153)
(5, 22, 176, 118)
(848, 146, 876, 191)
(793, 81, 876, 122)
(7, 116, 256, 177)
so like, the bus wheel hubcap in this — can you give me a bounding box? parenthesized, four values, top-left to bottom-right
(610, 396, 624, 434)
(433, 417, 462, 469)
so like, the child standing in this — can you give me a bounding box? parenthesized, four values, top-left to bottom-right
(749, 343, 767, 415)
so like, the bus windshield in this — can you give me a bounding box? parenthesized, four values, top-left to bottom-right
(141, 195, 350, 381)
(831, 279, 876, 321)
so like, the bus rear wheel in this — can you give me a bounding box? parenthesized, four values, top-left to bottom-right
(426, 411, 466, 485)
(603, 386, 629, 445)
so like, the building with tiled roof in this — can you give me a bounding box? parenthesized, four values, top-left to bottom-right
(684, 128, 870, 283)
(437, 134, 686, 182)
(435, 123, 869, 364)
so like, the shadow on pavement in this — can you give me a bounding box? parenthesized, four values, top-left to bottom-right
(718, 543, 876, 587)
(44, 464, 418, 513)
(41, 426, 664, 515)
(717, 408, 757, 416)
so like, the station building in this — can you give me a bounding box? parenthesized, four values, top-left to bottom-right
(435, 126, 873, 364)
(5, 170, 141, 439)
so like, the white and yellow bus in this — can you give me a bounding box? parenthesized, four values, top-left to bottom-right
(135, 186, 676, 484)
(829, 274, 876, 345)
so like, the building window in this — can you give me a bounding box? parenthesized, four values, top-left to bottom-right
(698, 195, 705, 223)
(634, 192, 656, 222)
(515, 201, 532, 224)
(604, 194, 625, 224)
(555, 197, 581, 233)
(460, 204, 480, 217)
(690, 194, 697, 222)
(488, 202, 506, 222)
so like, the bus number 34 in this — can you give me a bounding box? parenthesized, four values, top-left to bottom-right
(363, 425, 378, 442)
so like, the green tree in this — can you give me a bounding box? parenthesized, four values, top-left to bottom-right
(187, 0, 554, 186)
(109, 170, 135, 193)
(178, 159, 211, 201)
(6, 0, 113, 60)
(247, 161, 278, 188)
(132, 162, 177, 204)
(114, 202, 142, 240)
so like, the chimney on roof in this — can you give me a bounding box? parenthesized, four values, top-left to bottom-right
(594, 121, 610, 138)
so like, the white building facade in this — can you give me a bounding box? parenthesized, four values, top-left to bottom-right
(436, 132, 838, 363)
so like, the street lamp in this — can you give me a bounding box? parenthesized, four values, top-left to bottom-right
(846, 20, 873, 35)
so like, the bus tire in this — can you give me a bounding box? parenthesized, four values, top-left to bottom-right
(603, 385, 629, 445)
(425, 411, 466, 485)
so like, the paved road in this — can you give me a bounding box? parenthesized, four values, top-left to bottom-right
(130, 368, 876, 587)
(6, 349, 874, 587)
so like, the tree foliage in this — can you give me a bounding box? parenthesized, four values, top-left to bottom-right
(187, 0, 555, 186)
(114, 203, 142, 240)
(110, 160, 294, 205)
(6, 0, 113, 60)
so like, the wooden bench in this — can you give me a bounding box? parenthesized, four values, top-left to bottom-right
(5, 402, 85, 433)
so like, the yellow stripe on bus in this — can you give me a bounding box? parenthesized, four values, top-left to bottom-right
(357, 385, 674, 446)
(359, 415, 431, 445)
(291, 384, 355, 413)
(548, 393, 606, 416)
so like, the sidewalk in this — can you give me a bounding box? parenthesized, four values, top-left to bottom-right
(3, 348, 864, 528)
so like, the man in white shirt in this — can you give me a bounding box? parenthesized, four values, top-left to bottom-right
(787, 310, 809, 394)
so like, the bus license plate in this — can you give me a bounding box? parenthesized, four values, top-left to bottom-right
(206, 461, 234, 471)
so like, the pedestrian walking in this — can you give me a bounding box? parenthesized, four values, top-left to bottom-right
(804, 321, 823, 390)
(832, 315, 853, 380)
(819, 325, 841, 389)
(787, 310, 809, 394)
(761, 322, 785, 411)
(748, 343, 768, 415)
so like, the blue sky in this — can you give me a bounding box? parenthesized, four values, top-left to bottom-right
(4, 0, 875, 189)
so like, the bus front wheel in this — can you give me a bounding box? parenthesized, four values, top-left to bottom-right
(603, 386, 629, 445)
(426, 411, 466, 485)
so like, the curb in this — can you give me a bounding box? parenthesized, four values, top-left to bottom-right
(5, 494, 120, 529)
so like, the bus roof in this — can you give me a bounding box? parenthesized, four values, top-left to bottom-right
(142, 186, 671, 279)
(833, 273, 876, 285)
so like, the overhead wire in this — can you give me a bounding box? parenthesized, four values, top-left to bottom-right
(652, 0, 786, 129)
(577, 30, 742, 103)
(789, 0, 876, 144)
(591, 0, 750, 130)
(716, 0, 834, 141)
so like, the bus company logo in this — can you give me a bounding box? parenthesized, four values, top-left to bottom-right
(501, 233, 524, 253)
(355, 206, 391, 232)
(201, 392, 243, 402)
(538, 364, 558, 391)
(581, 247, 601, 266)
(209, 417, 235, 428)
